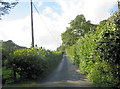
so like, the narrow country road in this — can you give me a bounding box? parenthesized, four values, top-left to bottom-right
(36, 53, 93, 87)
(3, 53, 93, 88)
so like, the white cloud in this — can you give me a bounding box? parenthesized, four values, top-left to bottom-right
(55, 0, 117, 24)
(0, 0, 117, 50)
(0, 16, 31, 47)
(0, 12, 62, 50)
(42, 6, 53, 15)
(82, 0, 117, 23)
(38, 1, 43, 7)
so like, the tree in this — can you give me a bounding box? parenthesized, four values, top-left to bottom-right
(0, 0, 18, 20)
(61, 27, 80, 47)
(99, 20, 107, 26)
(61, 14, 96, 47)
(70, 14, 86, 36)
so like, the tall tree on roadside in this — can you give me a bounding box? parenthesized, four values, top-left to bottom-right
(61, 14, 96, 47)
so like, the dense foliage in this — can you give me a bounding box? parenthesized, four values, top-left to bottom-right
(61, 14, 96, 47)
(2, 40, 25, 64)
(61, 12, 120, 87)
(2, 41, 62, 85)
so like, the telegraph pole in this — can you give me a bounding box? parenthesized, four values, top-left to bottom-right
(30, 0, 34, 47)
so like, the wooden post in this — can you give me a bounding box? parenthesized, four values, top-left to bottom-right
(30, 0, 34, 48)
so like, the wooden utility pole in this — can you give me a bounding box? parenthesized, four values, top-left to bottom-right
(30, 0, 34, 47)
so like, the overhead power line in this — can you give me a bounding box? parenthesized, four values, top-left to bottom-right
(32, 3, 61, 45)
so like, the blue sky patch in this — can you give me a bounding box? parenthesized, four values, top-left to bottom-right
(4, 1, 62, 20)
(34, 2, 62, 15)
(109, 4, 118, 14)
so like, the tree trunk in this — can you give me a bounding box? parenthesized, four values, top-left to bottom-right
(13, 64, 16, 82)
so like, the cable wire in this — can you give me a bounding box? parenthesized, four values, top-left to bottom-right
(32, 3, 61, 45)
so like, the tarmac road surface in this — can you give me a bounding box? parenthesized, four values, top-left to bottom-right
(2, 53, 93, 88)
(36, 53, 93, 87)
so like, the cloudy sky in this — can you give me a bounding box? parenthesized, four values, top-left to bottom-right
(0, 0, 118, 50)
